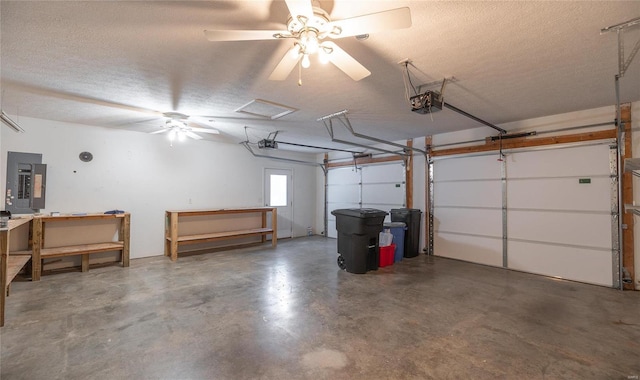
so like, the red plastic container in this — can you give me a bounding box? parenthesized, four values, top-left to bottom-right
(379, 244, 396, 268)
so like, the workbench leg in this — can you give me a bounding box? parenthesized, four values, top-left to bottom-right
(261, 211, 267, 243)
(271, 208, 277, 248)
(164, 212, 170, 257)
(121, 214, 131, 267)
(32, 218, 42, 281)
(170, 212, 179, 261)
(1, 230, 9, 327)
(81, 254, 89, 272)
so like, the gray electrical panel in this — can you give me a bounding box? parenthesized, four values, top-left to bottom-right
(5, 151, 47, 214)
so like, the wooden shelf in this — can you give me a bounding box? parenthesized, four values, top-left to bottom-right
(11, 250, 32, 256)
(0, 217, 32, 232)
(32, 213, 130, 280)
(40, 242, 124, 258)
(169, 228, 273, 244)
(37, 213, 128, 222)
(6, 255, 31, 283)
(165, 208, 277, 261)
(1, 215, 34, 327)
(165, 207, 276, 217)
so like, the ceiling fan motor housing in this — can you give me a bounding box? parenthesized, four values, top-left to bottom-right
(204, 2, 411, 82)
(287, 7, 331, 36)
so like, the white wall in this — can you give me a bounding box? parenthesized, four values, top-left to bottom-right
(1, 116, 318, 259)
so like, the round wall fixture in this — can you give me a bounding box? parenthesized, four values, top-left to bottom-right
(79, 151, 93, 162)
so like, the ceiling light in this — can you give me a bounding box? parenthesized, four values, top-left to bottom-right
(318, 50, 329, 64)
(301, 54, 311, 68)
(289, 45, 301, 59)
(0, 111, 25, 133)
(168, 129, 177, 141)
(303, 31, 319, 54)
(177, 130, 186, 142)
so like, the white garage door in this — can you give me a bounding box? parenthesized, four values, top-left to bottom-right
(433, 154, 503, 266)
(327, 167, 361, 239)
(327, 162, 405, 238)
(432, 142, 616, 287)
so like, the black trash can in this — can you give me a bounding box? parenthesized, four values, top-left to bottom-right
(331, 208, 388, 274)
(390, 208, 422, 258)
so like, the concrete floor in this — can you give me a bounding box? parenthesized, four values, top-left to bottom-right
(1, 236, 639, 379)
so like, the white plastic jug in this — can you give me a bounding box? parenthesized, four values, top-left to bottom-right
(379, 229, 393, 247)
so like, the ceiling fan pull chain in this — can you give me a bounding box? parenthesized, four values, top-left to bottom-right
(298, 59, 303, 86)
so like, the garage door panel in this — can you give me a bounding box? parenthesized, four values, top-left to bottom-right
(327, 184, 360, 204)
(434, 181, 502, 208)
(434, 156, 502, 181)
(508, 241, 612, 286)
(327, 220, 337, 238)
(327, 167, 360, 184)
(508, 210, 611, 249)
(433, 142, 615, 287)
(362, 163, 404, 182)
(327, 162, 405, 239)
(327, 202, 360, 216)
(506, 144, 612, 178)
(362, 183, 404, 205)
(436, 208, 502, 237)
(507, 178, 611, 211)
(361, 163, 405, 223)
(435, 233, 502, 267)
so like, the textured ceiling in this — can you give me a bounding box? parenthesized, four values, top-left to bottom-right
(1, 1, 639, 152)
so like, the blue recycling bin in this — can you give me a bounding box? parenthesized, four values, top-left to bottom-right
(391, 208, 422, 258)
(384, 222, 406, 263)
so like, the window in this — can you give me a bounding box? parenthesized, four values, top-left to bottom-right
(269, 174, 287, 206)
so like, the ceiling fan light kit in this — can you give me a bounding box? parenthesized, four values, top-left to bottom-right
(204, 1, 411, 83)
(149, 111, 219, 143)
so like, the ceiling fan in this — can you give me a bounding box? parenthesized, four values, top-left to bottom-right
(150, 112, 220, 142)
(204, 0, 411, 82)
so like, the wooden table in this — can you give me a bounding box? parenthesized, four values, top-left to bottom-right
(165, 207, 277, 261)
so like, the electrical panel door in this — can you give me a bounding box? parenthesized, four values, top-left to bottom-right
(5, 151, 46, 214)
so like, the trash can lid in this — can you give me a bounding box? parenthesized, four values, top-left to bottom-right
(390, 208, 422, 213)
(384, 222, 406, 228)
(331, 208, 388, 218)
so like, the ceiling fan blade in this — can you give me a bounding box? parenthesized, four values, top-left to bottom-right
(285, 0, 313, 20)
(190, 127, 220, 135)
(269, 46, 302, 80)
(327, 7, 412, 39)
(184, 131, 203, 140)
(150, 129, 168, 135)
(4, 80, 163, 118)
(322, 42, 371, 81)
(204, 29, 285, 41)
